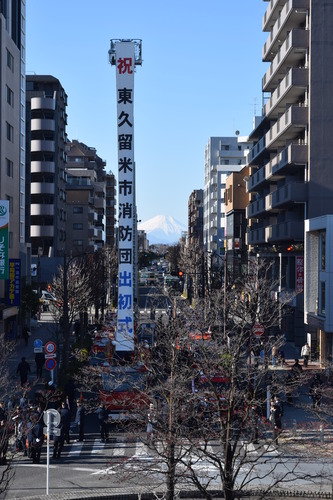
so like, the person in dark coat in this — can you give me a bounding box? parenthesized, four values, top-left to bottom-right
(29, 420, 44, 464)
(75, 400, 85, 442)
(35, 352, 45, 379)
(60, 402, 71, 444)
(96, 404, 109, 442)
(16, 357, 31, 386)
(22, 325, 30, 346)
(270, 401, 282, 445)
(52, 422, 64, 459)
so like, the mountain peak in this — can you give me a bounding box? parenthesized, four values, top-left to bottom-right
(138, 215, 187, 245)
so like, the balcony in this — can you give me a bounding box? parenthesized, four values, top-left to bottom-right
(272, 144, 308, 176)
(248, 197, 266, 218)
(248, 166, 268, 192)
(263, 0, 285, 31)
(266, 219, 304, 242)
(31, 140, 56, 153)
(31, 161, 55, 174)
(31, 97, 55, 111)
(31, 118, 55, 132)
(265, 105, 308, 149)
(248, 226, 266, 246)
(263, 0, 309, 61)
(30, 225, 54, 238)
(248, 136, 266, 166)
(271, 182, 307, 208)
(30, 204, 54, 216)
(31, 183, 55, 195)
(262, 29, 309, 93)
(263, 67, 308, 120)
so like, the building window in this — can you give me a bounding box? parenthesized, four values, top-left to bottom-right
(6, 159, 13, 177)
(221, 145, 229, 151)
(6, 49, 14, 72)
(320, 281, 326, 316)
(6, 122, 13, 142)
(73, 240, 83, 247)
(6, 85, 14, 107)
(73, 206, 83, 214)
(73, 223, 83, 230)
(319, 231, 326, 270)
(6, 195, 13, 213)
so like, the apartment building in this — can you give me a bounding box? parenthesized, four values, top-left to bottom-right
(247, 0, 333, 354)
(65, 140, 106, 255)
(188, 189, 203, 248)
(26, 75, 68, 258)
(0, 0, 26, 339)
(203, 136, 251, 266)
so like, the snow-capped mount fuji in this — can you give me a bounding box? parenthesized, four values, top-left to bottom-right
(138, 215, 186, 245)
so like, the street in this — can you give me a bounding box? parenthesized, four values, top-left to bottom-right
(6, 432, 333, 498)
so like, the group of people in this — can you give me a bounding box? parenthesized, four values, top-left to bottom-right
(16, 353, 46, 387)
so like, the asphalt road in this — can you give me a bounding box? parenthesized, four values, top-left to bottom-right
(6, 432, 333, 498)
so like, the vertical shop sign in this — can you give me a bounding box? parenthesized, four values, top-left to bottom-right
(8, 259, 21, 306)
(0, 201, 9, 280)
(296, 255, 304, 293)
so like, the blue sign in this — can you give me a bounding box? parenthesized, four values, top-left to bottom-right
(34, 338, 43, 348)
(45, 358, 56, 371)
(8, 259, 20, 306)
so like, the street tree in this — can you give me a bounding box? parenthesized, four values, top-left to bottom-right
(50, 256, 92, 379)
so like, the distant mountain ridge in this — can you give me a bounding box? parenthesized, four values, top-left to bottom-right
(138, 215, 186, 245)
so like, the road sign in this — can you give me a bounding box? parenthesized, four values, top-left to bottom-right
(34, 347, 43, 353)
(45, 358, 56, 371)
(43, 409, 61, 427)
(45, 353, 56, 359)
(43, 427, 61, 436)
(34, 338, 43, 348)
(45, 341, 56, 354)
(253, 323, 265, 336)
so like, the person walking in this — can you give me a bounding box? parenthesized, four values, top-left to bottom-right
(22, 325, 30, 347)
(270, 400, 282, 445)
(35, 352, 45, 379)
(96, 404, 109, 443)
(75, 399, 85, 442)
(60, 401, 71, 444)
(53, 421, 64, 459)
(309, 374, 322, 408)
(301, 342, 311, 367)
(16, 357, 31, 386)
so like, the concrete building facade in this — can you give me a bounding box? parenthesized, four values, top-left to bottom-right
(26, 75, 68, 258)
(247, 0, 333, 352)
(0, 0, 26, 338)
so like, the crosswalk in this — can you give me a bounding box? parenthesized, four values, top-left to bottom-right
(30, 436, 280, 468)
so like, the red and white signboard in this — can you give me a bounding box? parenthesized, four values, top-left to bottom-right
(253, 324, 265, 336)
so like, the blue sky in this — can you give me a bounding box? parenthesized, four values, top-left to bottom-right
(26, 0, 267, 226)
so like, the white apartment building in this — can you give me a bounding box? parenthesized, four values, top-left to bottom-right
(203, 136, 251, 260)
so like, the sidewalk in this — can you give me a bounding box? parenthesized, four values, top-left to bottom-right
(8, 314, 59, 400)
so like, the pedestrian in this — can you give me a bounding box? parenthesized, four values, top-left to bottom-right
(309, 374, 322, 408)
(147, 403, 156, 442)
(60, 401, 71, 444)
(96, 403, 109, 442)
(29, 418, 44, 464)
(274, 395, 284, 418)
(53, 420, 64, 459)
(35, 352, 45, 379)
(75, 399, 85, 442)
(291, 358, 303, 377)
(271, 346, 278, 366)
(301, 342, 310, 367)
(248, 404, 261, 443)
(270, 401, 282, 445)
(16, 357, 31, 386)
(22, 325, 30, 346)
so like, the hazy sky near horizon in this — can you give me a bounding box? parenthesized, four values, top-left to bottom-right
(26, 0, 267, 226)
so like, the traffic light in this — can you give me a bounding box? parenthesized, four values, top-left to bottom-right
(287, 245, 294, 252)
(178, 271, 183, 277)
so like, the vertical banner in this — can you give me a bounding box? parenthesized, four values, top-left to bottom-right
(0, 201, 9, 280)
(8, 259, 21, 306)
(115, 42, 135, 351)
(296, 255, 304, 294)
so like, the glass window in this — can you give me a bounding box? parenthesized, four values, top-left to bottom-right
(73, 223, 83, 230)
(73, 207, 83, 214)
(6, 122, 13, 142)
(320, 231, 326, 270)
(6, 85, 14, 106)
(6, 159, 13, 177)
(320, 281, 326, 316)
(6, 49, 14, 72)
